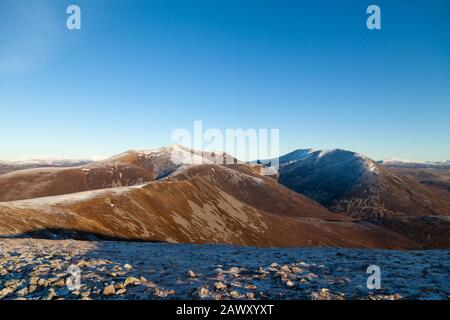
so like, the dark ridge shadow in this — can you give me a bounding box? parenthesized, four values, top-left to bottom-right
(0, 228, 167, 243)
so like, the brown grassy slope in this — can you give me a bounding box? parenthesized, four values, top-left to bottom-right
(0, 163, 153, 202)
(383, 164, 450, 200)
(0, 146, 239, 202)
(0, 151, 159, 202)
(0, 164, 417, 249)
(168, 164, 335, 220)
(0, 160, 92, 176)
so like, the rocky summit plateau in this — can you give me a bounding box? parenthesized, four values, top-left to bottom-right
(0, 239, 448, 300)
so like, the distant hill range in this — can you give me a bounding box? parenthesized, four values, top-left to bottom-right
(0, 158, 93, 176)
(0, 146, 448, 249)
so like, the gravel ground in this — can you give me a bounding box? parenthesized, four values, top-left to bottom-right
(0, 239, 448, 300)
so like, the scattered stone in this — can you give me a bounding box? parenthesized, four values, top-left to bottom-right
(53, 279, 66, 287)
(215, 282, 227, 290)
(0, 239, 445, 300)
(76, 260, 89, 268)
(16, 288, 29, 296)
(116, 288, 127, 295)
(36, 266, 51, 273)
(37, 278, 49, 287)
(124, 276, 140, 287)
(154, 288, 175, 298)
(257, 267, 268, 274)
(226, 267, 243, 278)
(229, 290, 241, 299)
(336, 293, 346, 300)
(71, 290, 81, 296)
(103, 284, 116, 296)
(114, 283, 125, 290)
(81, 291, 91, 299)
(123, 264, 133, 270)
(311, 288, 332, 300)
(0, 287, 13, 299)
(291, 266, 303, 273)
(214, 294, 224, 300)
(30, 276, 39, 285)
(281, 265, 291, 272)
(28, 285, 38, 294)
(187, 270, 196, 278)
(112, 265, 123, 272)
(5, 279, 21, 289)
(198, 287, 209, 298)
(46, 288, 57, 300)
(246, 292, 255, 299)
(369, 293, 403, 300)
(142, 281, 158, 289)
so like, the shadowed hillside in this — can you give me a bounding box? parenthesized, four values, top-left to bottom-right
(258, 148, 450, 248)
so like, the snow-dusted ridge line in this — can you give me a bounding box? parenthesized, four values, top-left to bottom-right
(258, 148, 378, 172)
(3, 146, 447, 168)
(379, 158, 450, 166)
(1, 182, 151, 207)
(0, 157, 107, 169)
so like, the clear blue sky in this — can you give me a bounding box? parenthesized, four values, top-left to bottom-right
(1, 0, 449, 161)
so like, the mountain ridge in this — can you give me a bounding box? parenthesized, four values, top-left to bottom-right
(1, 145, 448, 248)
(260, 148, 450, 248)
(0, 162, 418, 249)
